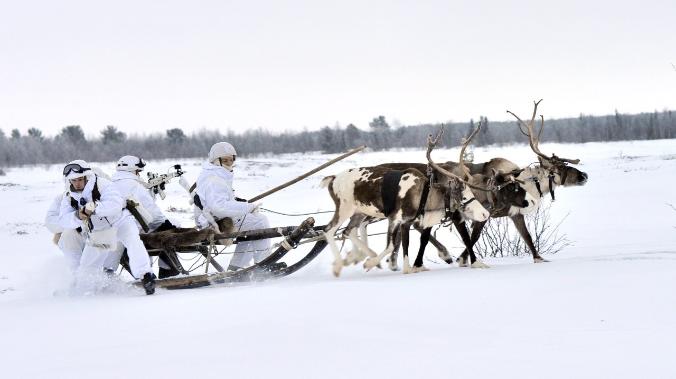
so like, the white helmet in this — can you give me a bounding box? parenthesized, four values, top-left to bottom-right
(208, 142, 237, 162)
(63, 160, 92, 180)
(116, 155, 146, 172)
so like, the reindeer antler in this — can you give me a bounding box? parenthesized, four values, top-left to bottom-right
(507, 99, 581, 165)
(458, 121, 481, 179)
(426, 127, 491, 192)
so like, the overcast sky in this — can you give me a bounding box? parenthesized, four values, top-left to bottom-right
(1, 0, 674, 137)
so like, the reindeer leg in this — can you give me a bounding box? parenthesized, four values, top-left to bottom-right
(467, 220, 490, 268)
(345, 228, 374, 265)
(411, 227, 431, 273)
(323, 226, 345, 277)
(387, 224, 401, 271)
(364, 221, 400, 271)
(359, 221, 370, 251)
(425, 231, 453, 264)
(401, 224, 411, 274)
(345, 223, 379, 263)
(453, 216, 471, 267)
(344, 229, 365, 265)
(343, 215, 368, 265)
(510, 214, 548, 263)
(454, 215, 489, 268)
(324, 205, 356, 277)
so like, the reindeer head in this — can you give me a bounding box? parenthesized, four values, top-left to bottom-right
(426, 127, 489, 222)
(508, 100, 589, 188)
(488, 168, 537, 214)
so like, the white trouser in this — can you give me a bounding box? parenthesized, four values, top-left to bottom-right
(74, 216, 152, 293)
(229, 212, 272, 268)
(58, 229, 86, 272)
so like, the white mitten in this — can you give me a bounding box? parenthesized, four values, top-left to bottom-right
(85, 202, 97, 215)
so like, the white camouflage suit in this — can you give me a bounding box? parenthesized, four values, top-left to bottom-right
(107, 170, 171, 269)
(194, 161, 271, 268)
(45, 193, 86, 272)
(58, 172, 153, 291)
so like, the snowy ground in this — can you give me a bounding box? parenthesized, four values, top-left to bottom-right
(1, 139, 675, 378)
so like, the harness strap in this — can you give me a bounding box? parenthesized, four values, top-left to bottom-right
(193, 194, 204, 210)
(548, 173, 556, 201)
(443, 190, 453, 221)
(382, 170, 405, 217)
(533, 177, 544, 198)
(415, 178, 431, 219)
(462, 197, 478, 208)
(92, 181, 101, 202)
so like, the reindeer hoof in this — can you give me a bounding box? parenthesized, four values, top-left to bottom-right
(438, 251, 454, 265)
(457, 257, 468, 267)
(363, 257, 380, 271)
(343, 251, 355, 265)
(470, 261, 490, 269)
(534, 257, 549, 263)
(411, 265, 430, 273)
(332, 261, 343, 277)
(387, 259, 399, 271)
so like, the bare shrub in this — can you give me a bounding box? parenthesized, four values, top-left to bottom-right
(472, 199, 572, 258)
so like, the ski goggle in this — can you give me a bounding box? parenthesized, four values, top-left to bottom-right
(63, 163, 91, 176)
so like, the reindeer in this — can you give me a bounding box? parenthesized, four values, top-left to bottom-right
(320, 133, 490, 277)
(370, 123, 537, 270)
(452, 100, 588, 265)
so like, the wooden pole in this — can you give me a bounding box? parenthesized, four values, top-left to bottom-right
(247, 145, 366, 203)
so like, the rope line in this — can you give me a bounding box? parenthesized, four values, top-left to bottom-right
(260, 207, 334, 216)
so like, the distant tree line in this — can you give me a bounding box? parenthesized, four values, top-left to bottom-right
(1, 109, 675, 168)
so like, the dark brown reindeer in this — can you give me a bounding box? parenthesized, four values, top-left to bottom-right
(373, 123, 536, 271)
(452, 100, 588, 265)
(320, 133, 490, 277)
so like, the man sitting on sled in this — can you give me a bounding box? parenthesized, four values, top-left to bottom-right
(193, 142, 282, 271)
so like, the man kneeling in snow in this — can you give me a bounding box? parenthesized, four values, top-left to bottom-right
(57, 160, 156, 295)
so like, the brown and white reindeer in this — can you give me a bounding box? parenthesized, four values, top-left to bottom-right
(381, 123, 537, 270)
(452, 99, 589, 265)
(320, 133, 490, 277)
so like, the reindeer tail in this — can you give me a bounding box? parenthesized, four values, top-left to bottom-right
(319, 175, 335, 188)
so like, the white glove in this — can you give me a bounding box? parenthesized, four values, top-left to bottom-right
(85, 202, 97, 215)
(250, 201, 262, 213)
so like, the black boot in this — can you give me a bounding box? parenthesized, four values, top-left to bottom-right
(142, 273, 156, 295)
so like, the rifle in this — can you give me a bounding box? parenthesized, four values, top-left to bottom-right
(144, 165, 188, 200)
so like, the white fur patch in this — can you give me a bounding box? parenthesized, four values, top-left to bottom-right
(397, 175, 418, 199)
(459, 186, 489, 222)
